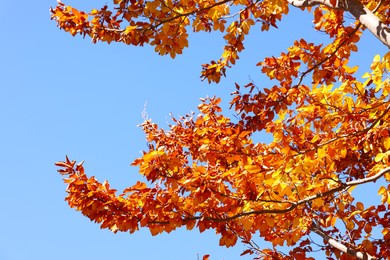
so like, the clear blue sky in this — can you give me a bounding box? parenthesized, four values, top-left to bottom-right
(0, 1, 388, 260)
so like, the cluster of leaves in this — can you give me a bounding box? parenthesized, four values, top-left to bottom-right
(51, 0, 290, 82)
(52, 0, 390, 259)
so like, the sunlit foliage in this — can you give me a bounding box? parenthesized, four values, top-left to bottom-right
(52, 0, 390, 258)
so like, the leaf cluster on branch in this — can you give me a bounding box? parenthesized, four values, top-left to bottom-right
(52, 0, 390, 259)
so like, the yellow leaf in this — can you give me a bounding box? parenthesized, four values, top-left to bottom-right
(199, 138, 210, 144)
(280, 183, 292, 196)
(317, 147, 327, 159)
(222, 166, 239, 177)
(143, 150, 165, 161)
(284, 160, 294, 173)
(110, 224, 119, 233)
(124, 25, 137, 34)
(346, 65, 358, 74)
(378, 186, 389, 204)
(375, 153, 385, 162)
(383, 137, 390, 150)
(311, 134, 319, 143)
(244, 164, 261, 173)
(242, 201, 252, 212)
(373, 54, 381, 63)
(340, 147, 347, 158)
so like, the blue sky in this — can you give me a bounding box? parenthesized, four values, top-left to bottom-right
(0, 1, 388, 260)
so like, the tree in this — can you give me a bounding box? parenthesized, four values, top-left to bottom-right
(51, 0, 390, 259)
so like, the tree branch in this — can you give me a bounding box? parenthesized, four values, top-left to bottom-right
(344, 0, 390, 48)
(188, 166, 390, 222)
(287, 0, 343, 8)
(288, 0, 390, 48)
(311, 221, 377, 259)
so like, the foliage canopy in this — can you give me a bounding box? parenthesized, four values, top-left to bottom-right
(52, 0, 390, 259)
